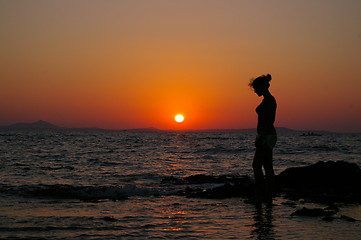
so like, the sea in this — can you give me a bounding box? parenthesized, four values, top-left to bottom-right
(1, 129, 360, 240)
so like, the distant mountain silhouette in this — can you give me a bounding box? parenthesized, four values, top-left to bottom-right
(0, 121, 335, 134)
(2, 120, 61, 130)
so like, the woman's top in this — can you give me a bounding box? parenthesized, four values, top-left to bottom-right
(256, 95, 277, 148)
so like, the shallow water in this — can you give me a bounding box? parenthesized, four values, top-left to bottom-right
(1, 130, 360, 239)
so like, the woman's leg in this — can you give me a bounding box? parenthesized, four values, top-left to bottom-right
(253, 147, 265, 201)
(263, 147, 275, 202)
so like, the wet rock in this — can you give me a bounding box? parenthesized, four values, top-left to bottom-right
(322, 215, 357, 222)
(280, 201, 297, 208)
(277, 161, 361, 203)
(161, 176, 184, 185)
(168, 174, 254, 199)
(324, 204, 339, 214)
(291, 207, 339, 218)
(200, 182, 253, 199)
(290, 206, 359, 222)
(340, 215, 356, 222)
(291, 207, 328, 217)
(322, 216, 335, 222)
(178, 182, 254, 199)
(171, 161, 361, 204)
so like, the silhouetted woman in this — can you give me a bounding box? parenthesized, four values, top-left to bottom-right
(249, 74, 277, 203)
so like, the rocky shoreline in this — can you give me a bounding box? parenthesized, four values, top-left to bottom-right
(161, 161, 361, 221)
(276, 161, 361, 204)
(165, 161, 361, 204)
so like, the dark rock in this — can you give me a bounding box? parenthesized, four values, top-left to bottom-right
(340, 215, 356, 222)
(291, 205, 340, 218)
(322, 215, 357, 222)
(200, 182, 253, 199)
(324, 204, 339, 214)
(178, 182, 254, 199)
(169, 174, 254, 199)
(291, 207, 327, 217)
(290, 206, 359, 221)
(277, 161, 360, 189)
(171, 161, 361, 204)
(185, 174, 225, 184)
(281, 201, 297, 208)
(276, 161, 361, 203)
(322, 216, 335, 222)
(161, 176, 184, 185)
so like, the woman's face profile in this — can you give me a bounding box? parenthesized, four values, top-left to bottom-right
(254, 86, 264, 96)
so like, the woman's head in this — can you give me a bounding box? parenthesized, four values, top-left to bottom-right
(249, 74, 272, 96)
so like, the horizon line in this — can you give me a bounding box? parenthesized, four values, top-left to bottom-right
(0, 120, 358, 133)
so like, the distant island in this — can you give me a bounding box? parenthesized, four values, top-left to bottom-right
(0, 120, 62, 130)
(0, 120, 333, 134)
(0, 120, 107, 131)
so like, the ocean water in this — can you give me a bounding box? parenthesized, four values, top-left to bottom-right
(0, 130, 360, 239)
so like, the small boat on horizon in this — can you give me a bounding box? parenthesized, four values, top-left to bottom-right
(301, 132, 322, 137)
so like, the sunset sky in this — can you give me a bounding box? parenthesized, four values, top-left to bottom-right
(1, 0, 360, 132)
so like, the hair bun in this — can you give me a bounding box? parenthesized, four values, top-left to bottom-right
(265, 74, 272, 82)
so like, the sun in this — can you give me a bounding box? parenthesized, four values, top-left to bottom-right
(175, 114, 184, 123)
